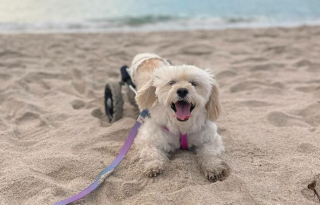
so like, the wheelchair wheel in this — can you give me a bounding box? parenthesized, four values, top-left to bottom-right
(104, 82, 123, 123)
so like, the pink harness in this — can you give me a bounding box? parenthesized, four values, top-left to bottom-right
(163, 127, 188, 150)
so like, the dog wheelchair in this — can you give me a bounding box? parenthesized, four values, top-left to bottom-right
(104, 58, 172, 122)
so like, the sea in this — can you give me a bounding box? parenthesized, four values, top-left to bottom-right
(1, 0, 320, 33)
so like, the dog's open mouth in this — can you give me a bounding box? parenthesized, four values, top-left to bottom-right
(171, 101, 195, 122)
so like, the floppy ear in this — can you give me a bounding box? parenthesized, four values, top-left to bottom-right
(205, 84, 221, 121)
(135, 80, 157, 110)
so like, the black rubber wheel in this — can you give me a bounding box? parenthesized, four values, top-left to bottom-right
(104, 82, 123, 123)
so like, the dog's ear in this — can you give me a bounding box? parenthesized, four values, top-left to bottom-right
(205, 84, 221, 121)
(135, 80, 157, 110)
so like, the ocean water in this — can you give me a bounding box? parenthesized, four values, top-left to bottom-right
(1, 0, 320, 33)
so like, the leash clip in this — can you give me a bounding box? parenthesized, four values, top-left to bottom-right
(137, 115, 145, 124)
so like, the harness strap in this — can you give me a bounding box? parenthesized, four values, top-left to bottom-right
(163, 127, 188, 150)
(180, 133, 188, 150)
(54, 110, 148, 205)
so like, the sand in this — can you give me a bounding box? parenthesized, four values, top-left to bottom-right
(0, 26, 320, 205)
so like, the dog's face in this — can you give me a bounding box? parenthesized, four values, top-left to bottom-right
(136, 65, 220, 122)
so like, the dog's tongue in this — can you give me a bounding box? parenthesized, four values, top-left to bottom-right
(174, 101, 191, 120)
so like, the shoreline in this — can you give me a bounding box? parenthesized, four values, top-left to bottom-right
(1, 20, 320, 34)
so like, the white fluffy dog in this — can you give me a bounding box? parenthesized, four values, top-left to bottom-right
(129, 53, 230, 182)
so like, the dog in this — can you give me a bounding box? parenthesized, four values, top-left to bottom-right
(128, 53, 230, 182)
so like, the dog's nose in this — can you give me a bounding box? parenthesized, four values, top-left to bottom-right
(177, 88, 188, 98)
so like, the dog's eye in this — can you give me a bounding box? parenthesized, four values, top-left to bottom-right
(169, 80, 176, 86)
(191, 81, 198, 86)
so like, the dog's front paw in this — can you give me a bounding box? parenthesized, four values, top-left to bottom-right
(203, 161, 230, 182)
(143, 161, 165, 178)
(145, 166, 164, 178)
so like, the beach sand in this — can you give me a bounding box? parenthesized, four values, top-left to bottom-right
(0, 26, 320, 205)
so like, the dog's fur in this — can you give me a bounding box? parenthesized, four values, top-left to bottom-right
(131, 53, 230, 182)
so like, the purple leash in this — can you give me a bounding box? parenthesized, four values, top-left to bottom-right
(54, 110, 148, 205)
